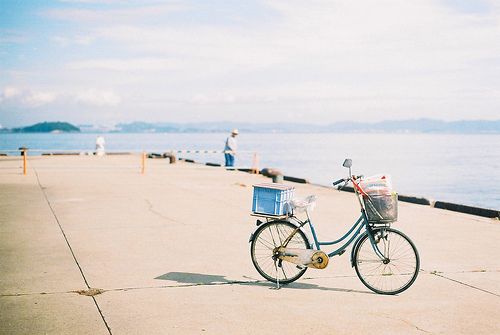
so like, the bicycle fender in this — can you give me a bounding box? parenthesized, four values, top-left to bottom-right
(350, 232, 367, 267)
(249, 219, 265, 242)
(248, 220, 308, 245)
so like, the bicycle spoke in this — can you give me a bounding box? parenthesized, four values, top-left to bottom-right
(268, 226, 277, 246)
(256, 237, 276, 250)
(251, 222, 309, 284)
(354, 228, 419, 295)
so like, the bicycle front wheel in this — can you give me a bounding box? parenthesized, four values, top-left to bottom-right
(354, 227, 420, 295)
(250, 221, 310, 284)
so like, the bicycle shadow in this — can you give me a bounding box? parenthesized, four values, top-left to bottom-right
(155, 272, 375, 295)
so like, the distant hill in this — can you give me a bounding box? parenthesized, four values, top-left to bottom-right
(323, 119, 500, 133)
(3, 119, 499, 134)
(111, 119, 500, 134)
(12, 122, 80, 133)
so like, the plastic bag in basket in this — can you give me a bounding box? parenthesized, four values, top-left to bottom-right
(359, 174, 393, 196)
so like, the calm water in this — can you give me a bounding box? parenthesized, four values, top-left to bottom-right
(1, 133, 499, 209)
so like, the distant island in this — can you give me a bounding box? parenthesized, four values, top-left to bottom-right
(107, 119, 500, 134)
(1, 119, 499, 134)
(11, 122, 80, 133)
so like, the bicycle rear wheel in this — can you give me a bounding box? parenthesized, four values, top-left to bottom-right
(250, 221, 310, 284)
(354, 227, 419, 295)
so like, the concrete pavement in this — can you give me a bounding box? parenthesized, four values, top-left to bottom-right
(1, 155, 499, 334)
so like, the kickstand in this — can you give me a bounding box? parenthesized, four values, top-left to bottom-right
(274, 260, 280, 290)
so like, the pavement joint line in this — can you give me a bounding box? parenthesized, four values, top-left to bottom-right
(2, 270, 497, 298)
(96, 279, 376, 295)
(0, 282, 256, 298)
(104, 280, 264, 292)
(380, 314, 432, 334)
(429, 272, 500, 298)
(422, 268, 500, 274)
(0, 289, 103, 298)
(302, 274, 366, 280)
(0, 279, 360, 297)
(144, 198, 185, 225)
(34, 168, 91, 289)
(1, 277, 362, 298)
(34, 168, 113, 335)
(91, 296, 113, 334)
(162, 177, 245, 210)
(0, 291, 78, 297)
(425, 269, 500, 274)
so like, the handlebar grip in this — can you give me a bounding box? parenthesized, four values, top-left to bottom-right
(332, 178, 345, 186)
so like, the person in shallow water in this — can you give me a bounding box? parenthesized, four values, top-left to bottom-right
(224, 129, 238, 167)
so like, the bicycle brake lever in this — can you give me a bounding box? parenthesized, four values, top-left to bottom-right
(337, 180, 349, 192)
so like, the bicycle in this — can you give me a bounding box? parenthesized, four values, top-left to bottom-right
(249, 159, 420, 295)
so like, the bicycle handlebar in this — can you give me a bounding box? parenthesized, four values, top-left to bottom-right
(333, 175, 364, 187)
(332, 178, 346, 186)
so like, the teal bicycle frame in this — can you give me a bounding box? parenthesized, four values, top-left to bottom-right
(286, 177, 388, 265)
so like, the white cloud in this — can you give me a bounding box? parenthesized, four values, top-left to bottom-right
(86, 1, 500, 82)
(191, 93, 237, 105)
(0, 86, 57, 107)
(4, 0, 500, 123)
(44, 3, 189, 23)
(66, 58, 183, 71)
(74, 89, 121, 106)
(0, 86, 121, 108)
(51, 35, 94, 46)
(23, 92, 57, 107)
(2, 86, 23, 99)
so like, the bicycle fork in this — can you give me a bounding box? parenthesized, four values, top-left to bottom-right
(367, 227, 390, 261)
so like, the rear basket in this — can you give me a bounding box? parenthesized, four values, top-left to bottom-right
(252, 183, 295, 216)
(363, 193, 398, 224)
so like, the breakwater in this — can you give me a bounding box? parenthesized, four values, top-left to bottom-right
(178, 157, 500, 219)
(0, 147, 498, 219)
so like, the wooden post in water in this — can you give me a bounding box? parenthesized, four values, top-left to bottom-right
(141, 151, 146, 175)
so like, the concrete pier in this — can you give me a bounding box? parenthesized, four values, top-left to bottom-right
(1, 155, 499, 334)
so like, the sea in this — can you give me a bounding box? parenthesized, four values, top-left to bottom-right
(1, 133, 499, 210)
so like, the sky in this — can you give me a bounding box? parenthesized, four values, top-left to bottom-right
(1, 0, 500, 127)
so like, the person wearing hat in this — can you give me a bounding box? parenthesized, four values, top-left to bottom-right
(224, 129, 239, 167)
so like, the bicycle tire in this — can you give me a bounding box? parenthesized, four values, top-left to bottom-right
(250, 221, 310, 284)
(353, 227, 420, 295)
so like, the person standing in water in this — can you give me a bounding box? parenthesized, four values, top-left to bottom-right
(224, 129, 238, 167)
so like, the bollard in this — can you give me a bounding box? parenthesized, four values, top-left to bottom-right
(272, 174, 283, 183)
(252, 152, 260, 174)
(141, 151, 146, 174)
(19, 147, 28, 175)
(261, 168, 283, 183)
(163, 152, 177, 164)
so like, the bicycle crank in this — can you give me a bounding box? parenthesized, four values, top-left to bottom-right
(277, 247, 329, 269)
